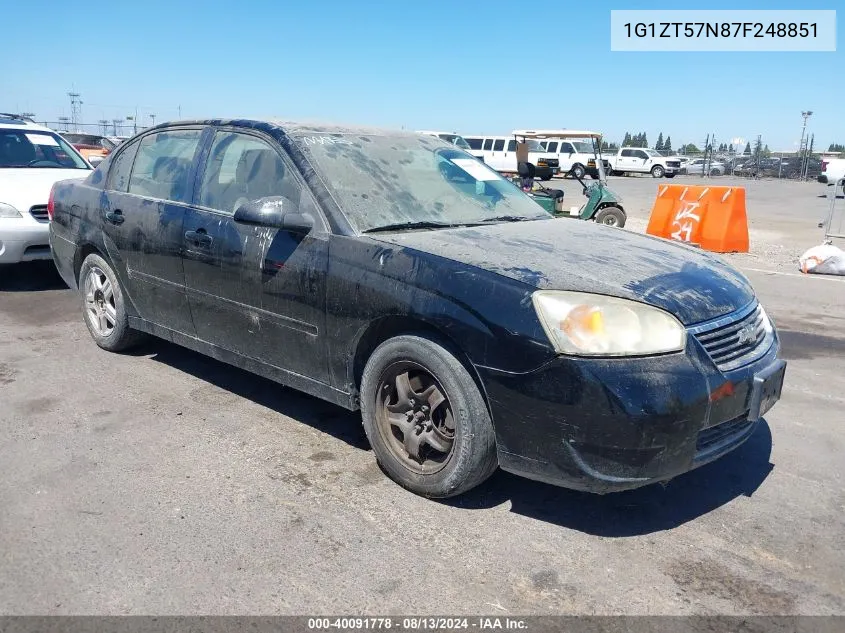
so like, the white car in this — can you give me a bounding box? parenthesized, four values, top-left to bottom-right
(685, 158, 727, 176)
(0, 115, 92, 264)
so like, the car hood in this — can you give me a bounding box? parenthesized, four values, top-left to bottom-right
(0, 169, 90, 212)
(370, 219, 754, 326)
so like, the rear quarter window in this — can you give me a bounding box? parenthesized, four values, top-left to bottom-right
(106, 140, 140, 192)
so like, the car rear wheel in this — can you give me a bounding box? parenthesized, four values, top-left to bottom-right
(360, 334, 497, 498)
(595, 206, 626, 228)
(79, 253, 144, 352)
(570, 164, 586, 179)
(651, 165, 666, 178)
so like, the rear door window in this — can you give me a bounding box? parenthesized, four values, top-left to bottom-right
(493, 139, 505, 152)
(506, 140, 516, 152)
(621, 149, 634, 157)
(466, 138, 483, 150)
(483, 139, 493, 151)
(128, 130, 203, 203)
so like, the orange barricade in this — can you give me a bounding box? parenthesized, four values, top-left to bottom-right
(646, 185, 749, 253)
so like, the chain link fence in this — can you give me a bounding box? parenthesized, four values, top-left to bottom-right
(667, 149, 829, 181)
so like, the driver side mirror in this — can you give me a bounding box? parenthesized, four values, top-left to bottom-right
(233, 197, 314, 233)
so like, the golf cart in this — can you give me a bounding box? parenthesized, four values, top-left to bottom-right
(511, 130, 627, 227)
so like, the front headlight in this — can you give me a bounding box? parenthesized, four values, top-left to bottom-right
(532, 291, 686, 356)
(0, 202, 22, 218)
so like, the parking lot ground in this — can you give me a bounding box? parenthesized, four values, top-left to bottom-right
(1, 179, 844, 615)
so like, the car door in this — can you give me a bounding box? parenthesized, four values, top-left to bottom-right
(99, 127, 204, 334)
(558, 142, 575, 171)
(636, 150, 651, 171)
(481, 138, 494, 168)
(182, 128, 330, 382)
(490, 138, 506, 171)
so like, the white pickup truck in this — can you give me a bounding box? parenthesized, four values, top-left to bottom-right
(608, 148, 681, 178)
(819, 158, 845, 186)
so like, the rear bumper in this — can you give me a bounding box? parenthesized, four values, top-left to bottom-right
(479, 336, 783, 493)
(0, 220, 51, 263)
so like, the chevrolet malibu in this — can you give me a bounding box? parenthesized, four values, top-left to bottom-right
(49, 119, 786, 498)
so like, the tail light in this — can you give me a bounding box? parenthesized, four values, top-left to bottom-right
(821, 160, 828, 172)
(47, 185, 56, 221)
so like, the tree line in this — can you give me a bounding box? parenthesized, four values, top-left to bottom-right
(615, 132, 840, 155)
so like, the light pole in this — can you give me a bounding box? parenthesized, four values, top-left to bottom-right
(799, 110, 813, 180)
(58, 116, 70, 131)
(149, 114, 157, 128)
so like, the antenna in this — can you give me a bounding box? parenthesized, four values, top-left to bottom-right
(68, 91, 83, 132)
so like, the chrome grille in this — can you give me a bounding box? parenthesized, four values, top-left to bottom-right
(689, 302, 774, 372)
(29, 205, 49, 222)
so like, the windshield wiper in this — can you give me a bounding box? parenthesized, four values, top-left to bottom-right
(478, 215, 535, 223)
(362, 221, 461, 233)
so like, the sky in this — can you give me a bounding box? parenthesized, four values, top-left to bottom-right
(1, 0, 841, 151)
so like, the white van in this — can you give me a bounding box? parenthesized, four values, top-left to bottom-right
(463, 135, 559, 180)
(416, 131, 472, 151)
(537, 136, 609, 179)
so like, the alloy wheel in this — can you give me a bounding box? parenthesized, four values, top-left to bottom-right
(84, 266, 116, 336)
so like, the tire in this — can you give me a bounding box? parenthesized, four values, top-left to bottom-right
(540, 175, 552, 181)
(360, 334, 498, 498)
(570, 164, 586, 179)
(79, 253, 144, 352)
(611, 170, 624, 177)
(710, 168, 722, 177)
(651, 165, 666, 178)
(665, 174, 676, 179)
(590, 173, 600, 180)
(595, 206, 626, 228)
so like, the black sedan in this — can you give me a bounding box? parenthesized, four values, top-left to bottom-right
(48, 119, 786, 498)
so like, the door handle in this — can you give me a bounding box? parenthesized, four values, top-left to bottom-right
(105, 210, 124, 225)
(185, 229, 213, 247)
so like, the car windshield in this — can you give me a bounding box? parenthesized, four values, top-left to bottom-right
(293, 132, 551, 233)
(439, 134, 471, 150)
(0, 130, 90, 169)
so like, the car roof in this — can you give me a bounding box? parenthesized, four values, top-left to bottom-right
(143, 118, 426, 140)
(0, 114, 54, 132)
(512, 129, 602, 139)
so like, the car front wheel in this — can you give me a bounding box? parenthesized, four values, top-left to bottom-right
(651, 165, 666, 178)
(79, 253, 144, 352)
(360, 334, 497, 498)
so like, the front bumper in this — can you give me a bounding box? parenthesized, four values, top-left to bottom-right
(479, 332, 783, 493)
(0, 219, 51, 263)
